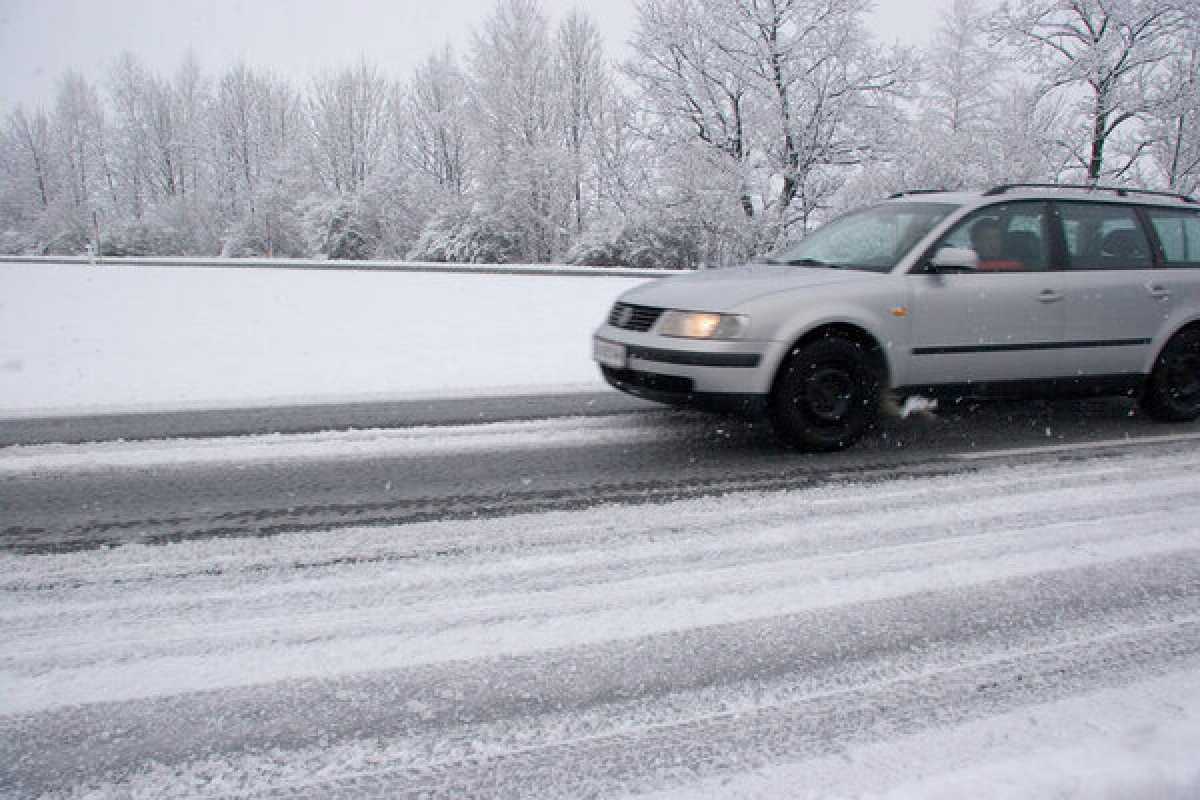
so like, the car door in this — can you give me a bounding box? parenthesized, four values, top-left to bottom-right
(906, 201, 1067, 387)
(1052, 201, 1166, 377)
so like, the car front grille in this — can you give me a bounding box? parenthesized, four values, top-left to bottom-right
(608, 303, 664, 332)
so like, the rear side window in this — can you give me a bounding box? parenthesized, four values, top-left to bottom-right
(1058, 203, 1153, 270)
(1145, 208, 1200, 266)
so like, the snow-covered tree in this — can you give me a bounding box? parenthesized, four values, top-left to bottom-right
(4, 0, 1193, 262)
(628, 0, 756, 218)
(927, 0, 1003, 138)
(896, 0, 1005, 189)
(213, 64, 307, 255)
(627, 0, 911, 255)
(872, 0, 1069, 194)
(556, 9, 608, 235)
(468, 0, 572, 261)
(588, 78, 654, 219)
(1144, 15, 1200, 193)
(107, 53, 156, 219)
(307, 61, 392, 194)
(4, 107, 54, 213)
(51, 71, 109, 210)
(994, 0, 1186, 182)
(0, 107, 57, 252)
(725, 0, 910, 231)
(401, 46, 470, 197)
(170, 53, 210, 201)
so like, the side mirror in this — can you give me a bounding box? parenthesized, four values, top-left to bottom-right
(929, 246, 979, 273)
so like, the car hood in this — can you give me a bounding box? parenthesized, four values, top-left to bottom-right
(619, 264, 881, 311)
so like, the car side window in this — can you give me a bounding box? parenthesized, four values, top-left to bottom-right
(1145, 208, 1200, 267)
(1058, 203, 1153, 270)
(934, 202, 1049, 272)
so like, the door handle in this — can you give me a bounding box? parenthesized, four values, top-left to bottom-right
(1146, 284, 1171, 300)
(1038, 289, 1064, 303)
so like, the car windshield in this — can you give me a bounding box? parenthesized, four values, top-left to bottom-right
(765, 202, 957, 272)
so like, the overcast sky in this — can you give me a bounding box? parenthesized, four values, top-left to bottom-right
(0, 0, 948, 113)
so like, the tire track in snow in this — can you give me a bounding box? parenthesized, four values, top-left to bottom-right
(281, 626, 1200, 800)
(5, 450, 1200, 700)
(5, 431, 1196, 556)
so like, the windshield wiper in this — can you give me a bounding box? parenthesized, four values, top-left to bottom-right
(764, 257, 838, 267)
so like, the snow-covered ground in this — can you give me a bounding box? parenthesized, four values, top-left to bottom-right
(4, 259, 1200, 798)
(3, 431, 1200, 798)
(0, 261, 648, 417)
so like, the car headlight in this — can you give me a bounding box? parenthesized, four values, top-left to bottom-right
(655, 311, 749, 339)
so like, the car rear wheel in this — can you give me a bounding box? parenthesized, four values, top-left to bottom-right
(769, 335, 881, 451)
(1141, 327, 1200, 422)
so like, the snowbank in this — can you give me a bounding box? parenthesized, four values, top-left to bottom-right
(0, 261, 650, 417)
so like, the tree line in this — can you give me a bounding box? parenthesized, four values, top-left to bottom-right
(1, 0, 1196, 268)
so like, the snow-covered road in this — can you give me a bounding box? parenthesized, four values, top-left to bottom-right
(3, 438, 1200, 798)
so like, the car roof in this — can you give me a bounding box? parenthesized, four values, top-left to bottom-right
(884, 184, 1198, 209)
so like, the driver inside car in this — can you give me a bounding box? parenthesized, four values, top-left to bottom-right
(969, 219, 1024, 271)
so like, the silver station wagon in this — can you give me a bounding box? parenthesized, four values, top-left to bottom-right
(594, 184, 1200, 450)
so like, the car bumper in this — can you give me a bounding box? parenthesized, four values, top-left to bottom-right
(599, 365, 768, 415)
(593, 326, 779, 414)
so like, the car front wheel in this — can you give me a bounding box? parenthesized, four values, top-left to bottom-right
(1142, 327, 1200, 422)
(769, 335, 881, 451)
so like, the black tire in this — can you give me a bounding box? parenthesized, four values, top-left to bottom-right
(769, 335, 881, 451)
(1141, 327, 1200, 422)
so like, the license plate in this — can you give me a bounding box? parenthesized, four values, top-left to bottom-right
(593, 338, 627, 369)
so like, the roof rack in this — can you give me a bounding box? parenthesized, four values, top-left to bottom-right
(983, 183, 1197, 204)
(887, 188, 952, 199)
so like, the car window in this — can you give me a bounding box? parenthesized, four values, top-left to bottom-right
(1145, 208, 1200, 267)
(932, 202, 1049, 272)
(1058, 202, 1153, 270)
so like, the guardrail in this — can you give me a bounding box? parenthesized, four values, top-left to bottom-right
(0, 254, 676, 279)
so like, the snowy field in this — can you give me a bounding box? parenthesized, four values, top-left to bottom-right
(0, 261, 649, 417)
